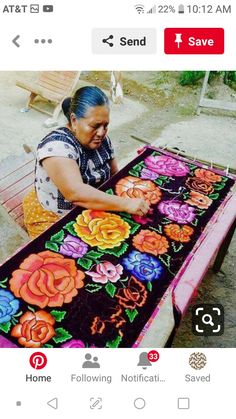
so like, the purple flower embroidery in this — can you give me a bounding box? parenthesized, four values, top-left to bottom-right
(61, 339, 96, 348)
(140, 167, 159, 181)
(158, 200, 196, 224)
(145, 155, 189, 177)
(59, 235, 88, 258)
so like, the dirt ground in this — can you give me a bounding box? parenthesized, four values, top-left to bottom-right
(0, 71, 235, 347)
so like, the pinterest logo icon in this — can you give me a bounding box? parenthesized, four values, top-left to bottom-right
(29, 352, 47, 370)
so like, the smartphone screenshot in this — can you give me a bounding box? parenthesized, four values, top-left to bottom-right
(0, 1, 235, 417)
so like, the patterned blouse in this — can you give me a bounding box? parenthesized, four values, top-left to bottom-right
(35, 127, 115, 215)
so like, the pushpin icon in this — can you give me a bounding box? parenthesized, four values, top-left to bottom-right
(175, 33, 183, 48)
(178, 4, 185, 13)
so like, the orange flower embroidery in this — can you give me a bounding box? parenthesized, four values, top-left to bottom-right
(74, 210, 130, 249)
(91, 306, 126, 335)
(115, 276, 147, 309)
(9, 251, 85, 308)
(115, 176, 162, 205)
(11, 310, 55, 348)
(133, 229, 169, 256)
(195, 168, 222, 183)
(164, 224, 194, 243)
(186, 191, 212, 209)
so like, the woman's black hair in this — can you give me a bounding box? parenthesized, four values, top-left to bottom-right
(62, 86, 109, 123)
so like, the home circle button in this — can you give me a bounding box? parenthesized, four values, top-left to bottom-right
(134, 397, 146, 409)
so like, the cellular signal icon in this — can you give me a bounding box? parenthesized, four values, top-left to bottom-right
(147, 5, 156, 14)
(135, 4, 145, 14)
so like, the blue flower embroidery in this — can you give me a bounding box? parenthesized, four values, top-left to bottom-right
(122, 250, 163, 282)
(0, 290, 20, 324)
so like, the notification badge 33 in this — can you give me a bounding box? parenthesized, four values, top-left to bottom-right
(29, 352, 47, 369)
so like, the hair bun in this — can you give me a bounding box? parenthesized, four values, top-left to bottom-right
(62, 97, 72, 120)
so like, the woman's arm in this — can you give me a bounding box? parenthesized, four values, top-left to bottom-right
(42, 157, 149, 215)
(110, 158, 119, 176)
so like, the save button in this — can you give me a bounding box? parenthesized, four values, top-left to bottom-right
(164, 28, 224, 54)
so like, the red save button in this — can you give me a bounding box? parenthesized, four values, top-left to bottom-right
(164, 28, 224, 54)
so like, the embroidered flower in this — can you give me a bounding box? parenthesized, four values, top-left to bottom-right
(115, 276, 147, 309)
(194, 168, 222, 183)
(115, 176, 162, 205)
(86, 261, 123, 284)
(186, 191, 213, 209)
(0, 290, 20, 324)
(132, 209, 154, 225)
(164, 224, 194, 243)
(140, 167, 159, 181)
(133, 229, 169, 256)
(144, 155, 189, 177)
(91, 306, 126, 335)
(122, 250, 163, 282)
(61, 339, 96, 348)
(9, 251, 85, 308)
(158, 200, 196, 224)
(11, 310, 55, 348)
(59, 235, 88, 258)
(186, 177, 214, 195)
(74, 210, 130, 249)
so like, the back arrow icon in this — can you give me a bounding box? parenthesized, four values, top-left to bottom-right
(12, 35, 20, 47)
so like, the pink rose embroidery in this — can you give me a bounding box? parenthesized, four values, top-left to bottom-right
(62, 339, 96, 348)
(86, 261, 123, 284)
(158, 200, 196, 224)
(145, 155, 189, 177)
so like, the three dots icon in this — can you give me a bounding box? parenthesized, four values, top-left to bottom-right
(34, 39, 52, 44)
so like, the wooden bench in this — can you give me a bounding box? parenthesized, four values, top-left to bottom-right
(0, 145, 35, 239)
(16, 71, 81, 121)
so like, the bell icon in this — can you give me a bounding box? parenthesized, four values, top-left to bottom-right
(137, 352, 152, 369)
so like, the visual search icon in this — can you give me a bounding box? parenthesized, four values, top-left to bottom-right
(192, 304, 224, 336)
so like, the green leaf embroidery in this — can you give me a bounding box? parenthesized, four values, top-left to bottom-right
(159, 254, 171, 268)
(53, 328, 72, 344)
(50, 310, 67, 322)
(196, 209, 206, 216)
(0, 321, 11, 333)
(27, 306, 35, 312)
(208, 193, 220, 200)
(182, 193, 189, 200)
(0, 278, 8, 288)
(124, 219, 140, 234)
(161, 218, 172, 225)
(105, 282, 117, 298)
(125, 308, 138, 323)
(188, 164, 198, 170)
(99, 242, 129, 257)
(50, 230, 65, 243)
(128, 169, 139, 177)
(105, 188, 114, 195)
(158, 176, 168, 180)
(133, 162, 145, 171)
(12, 310, 23, 318)
(213, 183, 225, 191)
(120, 276, 129, 283)
(45, 241, 59, 252)
(77, 257, 93, 270)
(221, 176, 228, 183)
(154, 178, 163, 186)
(106, 335, 122, 348)
(43, 344, 54, 348)
(172, 242, 184, 253)
(64, 221, 77, 236)
(118, 212, 132, 219)
(86, 250, 103, 260)
(191, 218, 199, 226)
(150, 225, 162, 234)
(85, 283, 103, 293)
(147, 281, 152, 292)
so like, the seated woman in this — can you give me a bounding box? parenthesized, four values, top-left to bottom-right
(23, 86, 149, 238)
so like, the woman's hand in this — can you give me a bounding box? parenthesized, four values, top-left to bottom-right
(124, 198, 150, 216)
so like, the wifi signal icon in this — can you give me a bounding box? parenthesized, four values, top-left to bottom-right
(135, 4, 145, 14)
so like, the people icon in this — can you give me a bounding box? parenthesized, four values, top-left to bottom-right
(82, 353, 100, 369)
